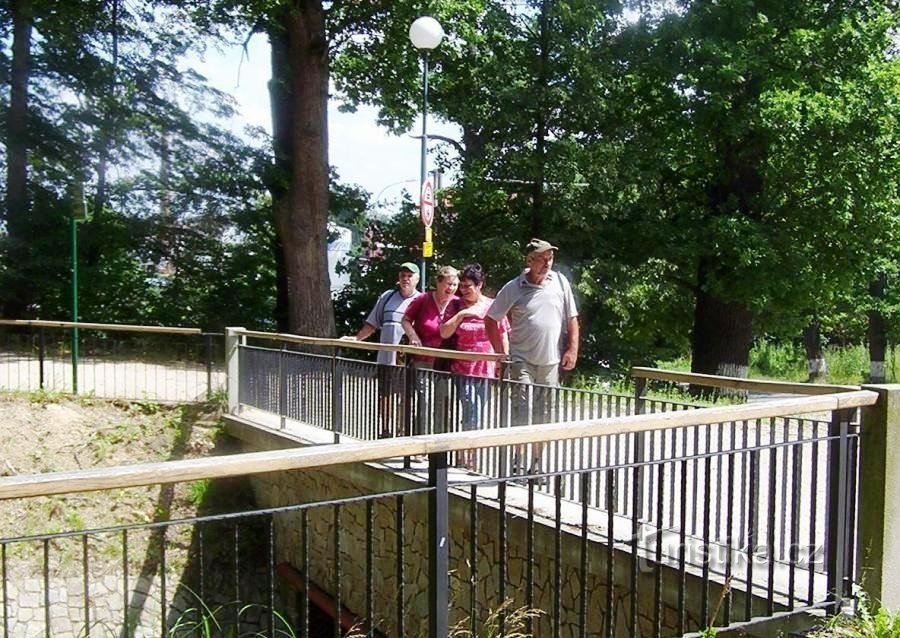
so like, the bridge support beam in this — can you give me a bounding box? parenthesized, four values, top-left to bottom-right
(428, 452, 449, 638)
(858, 384, 900, 610)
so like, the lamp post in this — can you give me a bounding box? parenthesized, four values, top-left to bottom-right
(69, 182, 87, 394)
(409, 16, 443, 291)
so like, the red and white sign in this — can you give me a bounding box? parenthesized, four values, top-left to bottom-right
(420, 179, 435, 228)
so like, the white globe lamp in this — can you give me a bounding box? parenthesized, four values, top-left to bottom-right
(409, 16, 444, 51)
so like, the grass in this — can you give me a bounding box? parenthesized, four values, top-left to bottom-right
(810, 591, 900, 637)
(656, 343, 899, 386)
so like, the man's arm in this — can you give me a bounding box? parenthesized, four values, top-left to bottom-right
(561, 317, 580, 370)
(485, 317, 507, 356)
(347, 323, 376, 341)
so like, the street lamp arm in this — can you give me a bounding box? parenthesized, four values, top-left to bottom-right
(409, 133, 465, 156)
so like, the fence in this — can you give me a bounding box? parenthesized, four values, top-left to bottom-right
(0, 386, 878, 637)
(0, 320, 225, 402)
(229, 331, 860, 582)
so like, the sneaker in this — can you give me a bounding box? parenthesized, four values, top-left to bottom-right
(378, 429, 392, 439)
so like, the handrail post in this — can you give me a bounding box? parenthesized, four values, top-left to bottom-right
(204, 332, 213, 400)
(38, 326, 46, 390)
(633, 374, 647, 521)
(825, 407, 853, 611)
(857, 384, 900, 608)
(331, 348, 342, 444)
(403, 357, 415, 469)
(278, 345, 287, 431)
(225, 327, 243, 414)
(428, 450, 449, 638)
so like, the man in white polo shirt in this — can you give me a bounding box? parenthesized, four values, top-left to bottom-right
(343, 262, 422, 437)
(485, 239, 580, 476)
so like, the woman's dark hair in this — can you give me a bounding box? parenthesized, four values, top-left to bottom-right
(460, 263, 485, 286)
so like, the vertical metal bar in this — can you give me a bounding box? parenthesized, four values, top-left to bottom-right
(606, 469, 615, 638)
(205, 333, 213, 399)
(3, 543, 9, 638)
(678, 457, 688, 635)
(630, 447, 640, 635)
(845, 423, 860, 597)
(332, 350, 343, 444)
(579, 474, 590, 638)
(499, 482, 508, 636)
(268, 517, 276, 636)
(38, 327, 46, 390)
(724, 444, 735, 625)
(554, 475, 563, 638)
(198, 526, 205, 605)
(702, 452, 712, 626)
(160, 529, 167, 638)
(230, 524, 240, 631)
(527, 479, 535, 636)
(429, 451, 449, 638)
(470, 485, 478, 637)
(397, 495, 406, 638)
(767, 429, 778, 614)
(789, 442, 801, 611)
(809, 421, 820, 604)
(367, 501, 375, 638)
(278, 346, 286, 430)
(826, 409, 850, 611)
(334, 505, 342, 638)
(654, 460, 665, 638)
(301, 510, 309, 638)
(122, 531, 129, 638)
(44, 539, 50, 638)
(82, 535, 90, 637)
(746, 449, 759, 621)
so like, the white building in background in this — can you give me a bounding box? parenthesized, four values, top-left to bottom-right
(327, 223, 353, 292)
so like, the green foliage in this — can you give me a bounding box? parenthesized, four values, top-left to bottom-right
(811, 592, 900, 637)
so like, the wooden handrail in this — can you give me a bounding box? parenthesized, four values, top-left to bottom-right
(0, 319, 202, 336)
(233, 328, 506, 363)
(0, 389, 877, 501)
(631, 366, 860, 395)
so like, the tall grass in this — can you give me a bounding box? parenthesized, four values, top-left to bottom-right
(656, 343, 899, 385)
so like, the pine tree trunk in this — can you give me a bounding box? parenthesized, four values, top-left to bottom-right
(803, 320, 827, 382)
(868, 274, 887, 383)
(690, 260, 753, 396)
(3, 0, 32, 317)
(266, 0, 335, 337)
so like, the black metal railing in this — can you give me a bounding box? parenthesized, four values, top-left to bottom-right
(0, 392, 869, 637)
(0, 320, 225, 402)
(233, 342, 852, 583)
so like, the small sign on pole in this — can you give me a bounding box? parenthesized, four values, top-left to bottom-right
(422, 241, 434, 257)
(420, 179, 434, 228)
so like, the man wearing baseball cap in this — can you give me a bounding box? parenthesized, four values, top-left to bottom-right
(486, 239, 580, 477)
(343, 261, 422, 437)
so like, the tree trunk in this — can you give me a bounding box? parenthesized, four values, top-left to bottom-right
(3, 0, 32, 317)
(803, 320, 827, 382)
(868, 274, 887, 383)
(690, 259, 753, 396)
(266, 0, 335, 337)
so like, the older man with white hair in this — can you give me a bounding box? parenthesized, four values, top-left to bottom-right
(485, 239, 580, 477)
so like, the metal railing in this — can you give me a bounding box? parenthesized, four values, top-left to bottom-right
(0, 320, 225, 402)
(0, 388, 877, 637)
(229, 331, 859, 581)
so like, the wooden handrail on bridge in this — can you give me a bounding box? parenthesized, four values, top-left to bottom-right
(0, 389, 877, 501)
(631, 366, 860, 395)
(232, 327, 505, 363)
(0, 319, 203, 336)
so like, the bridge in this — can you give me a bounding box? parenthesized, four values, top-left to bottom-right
(0, 320, 898, 637)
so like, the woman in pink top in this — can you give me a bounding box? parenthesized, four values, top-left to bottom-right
(401, 265, 459, 436)
(439, 264, 508, 469)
